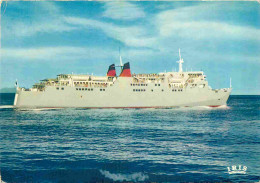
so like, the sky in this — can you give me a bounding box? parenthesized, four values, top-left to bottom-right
(0, 1, 260, 95)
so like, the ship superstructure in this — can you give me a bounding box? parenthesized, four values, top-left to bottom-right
(13, 49, 231, 108)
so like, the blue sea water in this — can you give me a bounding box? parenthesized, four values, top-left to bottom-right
(0, 93, 259, 182)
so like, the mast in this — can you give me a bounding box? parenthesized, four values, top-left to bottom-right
(116, 47, 124, 71)
(119, 47, 123, 71)
(176, 48, 184, 72)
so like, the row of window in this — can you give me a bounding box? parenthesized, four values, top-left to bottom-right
(133, 89, 146, 92)
(133, 89, 166, 92)
(131, 83, 148, 86)
(75, 88, 106, 92)
(130, 83, 161, 87)
(133, 89, 184, 92)
(57, 87, 182, 92)
(76, 88, 93, 91)
(74, 81, 108, 86)
(56, 87, 64, 90)
(172, 89, 183, 92)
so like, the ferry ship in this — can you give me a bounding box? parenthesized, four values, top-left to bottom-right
(13, 49, 232, 108)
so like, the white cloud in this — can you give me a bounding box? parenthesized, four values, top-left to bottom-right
(3, 2, 259, 63)
(1, 46, 162, 65)
(155, 4, 260, 41)
(64, 16, 156, 48)
(6, 20, 76, 37)
(1, 47, 116, 61)
(103, 1, 145, 20)
(3, 2, 75, 38)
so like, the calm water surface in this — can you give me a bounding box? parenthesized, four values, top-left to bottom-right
(0, 94, 259, 182)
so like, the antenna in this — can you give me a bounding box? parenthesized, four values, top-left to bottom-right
(120, 48, 123, 66)
(116, 47, 123, 71)
(230, 77, 232, 88)
(176, 48, 184, 72)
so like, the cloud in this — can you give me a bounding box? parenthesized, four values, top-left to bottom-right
(103, 1, 145, 20)
(3, 2, 75, 38)
(1, 47, 116, 61)
(155, 4, 260, 41)
(100, 170, 148, 182)
(1, 46, 161, 64)
(6, 20, 76, 37)
(64, 16, 156, 48)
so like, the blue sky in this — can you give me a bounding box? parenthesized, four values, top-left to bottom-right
(1, 1, 259, 94)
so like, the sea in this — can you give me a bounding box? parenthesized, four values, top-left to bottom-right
(0, 93, 259, 182)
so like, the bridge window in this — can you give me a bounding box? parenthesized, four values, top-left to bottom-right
(61, 87, 64, 90)
(56, 87, 59, 90)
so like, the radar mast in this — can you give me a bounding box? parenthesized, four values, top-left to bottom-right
(116, 47, 123, 71)
(177, 48, 184, 72)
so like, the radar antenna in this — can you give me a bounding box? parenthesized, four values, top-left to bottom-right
(176, 48, 184, 72)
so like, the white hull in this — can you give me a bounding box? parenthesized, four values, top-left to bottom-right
(14, 78, 231, 108)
